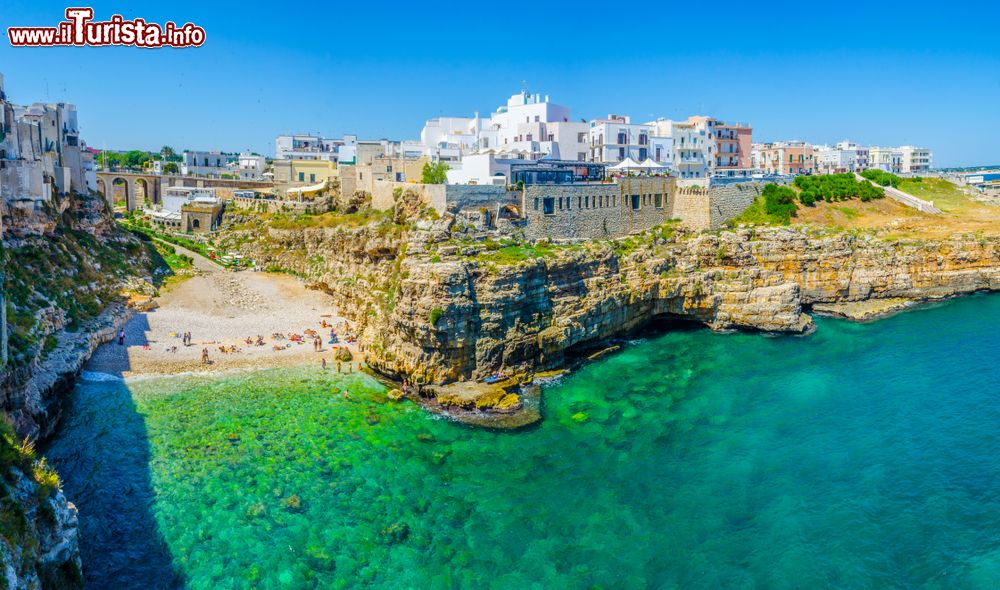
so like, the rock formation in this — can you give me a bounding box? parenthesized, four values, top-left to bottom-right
(221, 215, 999, 385)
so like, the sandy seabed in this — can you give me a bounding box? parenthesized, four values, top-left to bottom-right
(86, 268, 361, 378)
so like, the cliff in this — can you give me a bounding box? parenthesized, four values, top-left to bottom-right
(221, 213, 999, 386)
(1, 191, 154, 589)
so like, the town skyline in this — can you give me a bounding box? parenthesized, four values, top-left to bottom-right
(1, 0, 998, 167)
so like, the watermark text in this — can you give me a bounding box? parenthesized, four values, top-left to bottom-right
(8, 8, 206, 48)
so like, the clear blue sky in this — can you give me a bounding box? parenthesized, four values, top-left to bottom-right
(1, 0, 998, 167)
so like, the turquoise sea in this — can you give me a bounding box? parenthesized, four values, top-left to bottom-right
(46, 293, 1000, 589)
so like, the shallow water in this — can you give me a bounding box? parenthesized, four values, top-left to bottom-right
(47, 293, 1000, 589)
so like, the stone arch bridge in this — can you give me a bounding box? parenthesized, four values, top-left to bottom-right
(95, 171, 273, 212)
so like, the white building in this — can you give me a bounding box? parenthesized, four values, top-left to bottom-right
(181, 150, 230, 177)
(420, 117, 485, 162)
(814, 141, 870, 174)
(899, 146, 932, 173)
(0, 73, 90, 206)
(274, 134, 342, 161)
(445, 153, 520, 186)
(588, 115, 655, 164)
(233, 153, 267, 180)
(419, 91, 585, 163)
(868, 146, 903, 173)
(646, 119, 709, 181)
(161, 186, 218, 213)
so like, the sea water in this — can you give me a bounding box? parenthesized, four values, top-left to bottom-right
(46, 293, 1000, 589)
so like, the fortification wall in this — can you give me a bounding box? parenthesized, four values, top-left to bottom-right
(372, 181, 510, 214)
(708, 181, 764, 229)
(522, 177, 673, 240)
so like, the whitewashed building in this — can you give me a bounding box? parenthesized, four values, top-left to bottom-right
(899, 146, 932, 173)
(232, 153, 267, 180)
(869, 147, 903, 173)
(419, 91, 585, 162)
(646, 119, 709, 181)
(588, 115, 655, 164)
(181, 150, 230, 177)
(274, 134, 342, 161)
(0, 73, 90, 206)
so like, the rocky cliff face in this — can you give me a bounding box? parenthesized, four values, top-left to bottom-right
(1, 191, 153, 590)
(222, 215, 1000, 385)
(0, 462, 83, 590)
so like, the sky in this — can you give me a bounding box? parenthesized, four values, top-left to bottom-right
(1, 1, 998, 167)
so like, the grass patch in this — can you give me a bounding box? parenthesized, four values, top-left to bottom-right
(834, 206, 860, 220)
(267, 208, 390, 230)
(897, 178, 973, 213)
(475, 239, 577, 265)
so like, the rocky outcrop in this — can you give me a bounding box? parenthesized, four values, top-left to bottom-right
(1, 191, 153, 589)
(2, 304, 133, 440)
(0, 465, 82, 590)
(222, 216, 1000, 385)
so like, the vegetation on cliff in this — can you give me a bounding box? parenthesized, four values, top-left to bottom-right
(0, 400, 83, 589)
(4, 221, 152, 368)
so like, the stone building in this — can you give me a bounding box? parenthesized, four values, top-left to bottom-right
(180, 199, 224, 233)
(521, 177, 675, 240)
(0, 72, 89, 209)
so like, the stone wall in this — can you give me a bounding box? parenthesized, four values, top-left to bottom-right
(372, 181, 512, 215)
(670, 181, 765, 231)
(522, 177, 674, 240)
(708, 181, 765, 229)
(230, 196, 322, 214)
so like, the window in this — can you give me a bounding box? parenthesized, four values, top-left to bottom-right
(578, 133, 587, 142)
(655, 193, 663, 208)
(310, 174, 316, 183)
(578, 196, 582, 208)
(585, 195, 589, 208)
(526, 134, 532, 141)
(298, 172, 304, 181)
(193, 219, 200, 228)
(534, 116, 539, 122)
(534, 197, 539, 210)
(543, 197, 555, 215)
(558, 197, 563, 210)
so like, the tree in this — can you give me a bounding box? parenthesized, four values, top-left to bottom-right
(162, 162, 179, 174)
(98, 151, 122, 168)
(161, 146, 175, 159)
(421, 162, 449, 184)
(122, 150, 151, 169)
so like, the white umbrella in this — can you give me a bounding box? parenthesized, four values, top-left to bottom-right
(639, 158, 667, 170)
(609, 157, 641, 170)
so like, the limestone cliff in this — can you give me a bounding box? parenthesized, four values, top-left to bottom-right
(1, 191, 154, 589)
(221, 214, 999, 385)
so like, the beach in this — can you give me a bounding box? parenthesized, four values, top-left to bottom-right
(86, 261, 362, 378)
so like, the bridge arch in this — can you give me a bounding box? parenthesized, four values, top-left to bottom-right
(134, 177, 152, 208)
(111, 177, 135, 212)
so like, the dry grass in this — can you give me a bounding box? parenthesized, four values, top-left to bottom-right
(792, 179, 999, 239)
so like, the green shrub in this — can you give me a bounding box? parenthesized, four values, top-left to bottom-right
(860, 169, 901, 187)
(794, 173, 885, 203)
(429, 307, 444, 326)
(762, 184, 797, 223)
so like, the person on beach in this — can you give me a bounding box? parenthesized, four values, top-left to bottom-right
(118, 330, 125, 346)
(336, 361, 341, 373)
(321, 358, 327, 370)
(202, 348, 210, 364)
